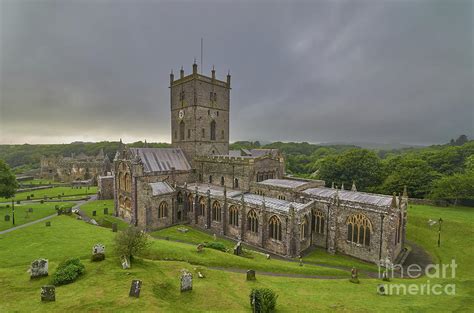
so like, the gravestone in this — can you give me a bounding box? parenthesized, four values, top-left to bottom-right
(299, 257, 303, 266)
(213, 233, 217, 241)
(45, 221, 51, 227)
(121, 256, 131, 269)
(29, 259, 49, 279)
(103, 207, 109, 215)
(92, 243, 105, 262)
(180, 270, 193, 292)
(4, 215, 10, 222)
(92, 210, 97, 216)
(129, 279, 142, 298)
(90, 219, 99, 226)
(350, 267, 359, 284)
(196, 244, 204, 253)
(266, 254, 271, 260)
(177, 227, 188, 233)
(198, 272, 204, 278)
(233, 241, 242, 256)
(112, 223, 118, 232)
(28, 208, 33, 213)
(41, 285, 55, 302)
(246, 270, 256, 281)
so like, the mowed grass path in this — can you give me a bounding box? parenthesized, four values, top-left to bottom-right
(0, 204, 473, 312)
(0, 202, 75, 231)
(0, 186, 97, 202)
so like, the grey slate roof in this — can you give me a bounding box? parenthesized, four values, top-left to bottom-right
(303, 188, 394, 207)
(130, 148, 191, 173)
(149, 182, 174, 196)
(258, 179, 309, 189)
(185, 183, 242, 198)
(230, 193, 309, 213)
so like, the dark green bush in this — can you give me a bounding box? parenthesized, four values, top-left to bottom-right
(204, 242, 226, 252)
(51, 258, 85, 286)
(250, 288, 278, 313)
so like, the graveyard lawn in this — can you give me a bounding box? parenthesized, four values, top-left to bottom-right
(0, 202, 75, 231)
(152, 225, 379, 273)
(0, 204, 472, 312)
(0, 186, 98, 202)
(78, 200, 128, 231)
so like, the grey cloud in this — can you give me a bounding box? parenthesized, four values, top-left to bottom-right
(1, 0, 472, 145)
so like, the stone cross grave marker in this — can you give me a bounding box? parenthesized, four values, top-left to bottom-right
(246, 269, 256, 281)
(29, 259, 49, 279)
(180, 270, 193, 292)
(41, 285, 55, 302)
(129, 279, 142, 298)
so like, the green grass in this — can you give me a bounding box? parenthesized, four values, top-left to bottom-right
(151, 224, 236, 249)
(303, 248, 379, 272)
(0, 204, 473, 312)
(79, 200, 128, 230)
(19, 178, 65, 186)
(0, 186, 98, 202)
(0, 202, 75, 231)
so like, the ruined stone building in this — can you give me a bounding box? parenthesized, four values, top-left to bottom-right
(114, 62, 407, 264)
(40, 150, 111, 183)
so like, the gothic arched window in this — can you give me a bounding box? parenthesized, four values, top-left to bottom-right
(158, 201, 168, 218)
(229, 205, 239, 227)
(347, 213, 372, 246)
(300, 215, 309, 240)
(269, 215, 282, 241)
(188, 193, 194, 212)
(313, 210, 325, 234)
(124, 173, 131, 192)
(212, 201, 221, 222)
(210, 120, 216, 141)
(209, 175, 213, 184)
(177, 192, 183, 204)
(234, 178, 239, 189)
(247, 210, 259, 233)
(198, 197, 206, 216)
(220, 176, 225, 186)
(179, 121, 185, 141)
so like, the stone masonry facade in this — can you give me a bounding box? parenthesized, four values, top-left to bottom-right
(113, 62, 407, 264)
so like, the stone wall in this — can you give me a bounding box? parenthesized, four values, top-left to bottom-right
(98, 176, 114, 200)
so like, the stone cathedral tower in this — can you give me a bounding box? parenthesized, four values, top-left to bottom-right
(170, 62, 231, 161)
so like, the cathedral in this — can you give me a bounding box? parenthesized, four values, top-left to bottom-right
(113, 62, 407, 264)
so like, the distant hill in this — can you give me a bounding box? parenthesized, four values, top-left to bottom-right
(319, 141, 427, 150)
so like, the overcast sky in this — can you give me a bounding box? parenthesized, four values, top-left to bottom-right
(1, 0, 472, 145)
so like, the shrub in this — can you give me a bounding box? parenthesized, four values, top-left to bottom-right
(204, 242, 226, 252)
(250, 288, 278, 313)
(51, 258, 85, 286)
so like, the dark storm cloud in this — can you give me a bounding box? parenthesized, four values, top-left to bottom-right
(1, 0, 472, 144)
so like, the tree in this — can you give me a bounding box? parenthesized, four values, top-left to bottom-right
(430, 173, 474, 204)
(114, 226, 149, 264)
(0, 159, 18, 199)
(454, 134, 468, 146)
(380, 156, 438, 198)
(318, 149, 383, 191)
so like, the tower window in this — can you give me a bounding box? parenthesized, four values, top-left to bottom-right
(209, 175, 213, 184)
(221, 176, 225, 186)
(217, 111, 219, 116)
(210, 120, 216, 141)
(179, 121, 185, 141)
(188, 129, 191, 139)
(202, 128, 205, 138)
(208, 109, 210, 115)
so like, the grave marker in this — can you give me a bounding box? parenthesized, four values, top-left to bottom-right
(129, 280, 142, 298)
(41, 285, 55, 302)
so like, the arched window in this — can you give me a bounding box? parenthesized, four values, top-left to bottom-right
(229, 205, 239, 227)
(198, 196, 206, 216)
(313, 210, 325, 234)
(158, 201, 168, 218)
(247, 210, 259, 233)
(188, 193, 194, 212)
(118, 172, 123, 190)
(209, 175, 213, 184)
(124, 173, 131, 192)
(395, 212, 402, 244)
(212, 201, 221, 222)
(347, 213, 372, 246)
(300, 215, 309, 240)
(124, 198, 131, 211)
(220, 176, 225, 186)
(234, 178, 239, 189)
(179, 120, 185, 141)
(119, 195, 124, 208)
(177, 192, 183, 204)
(269, 215, 282, 241)
(210, 120, 216, 140)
